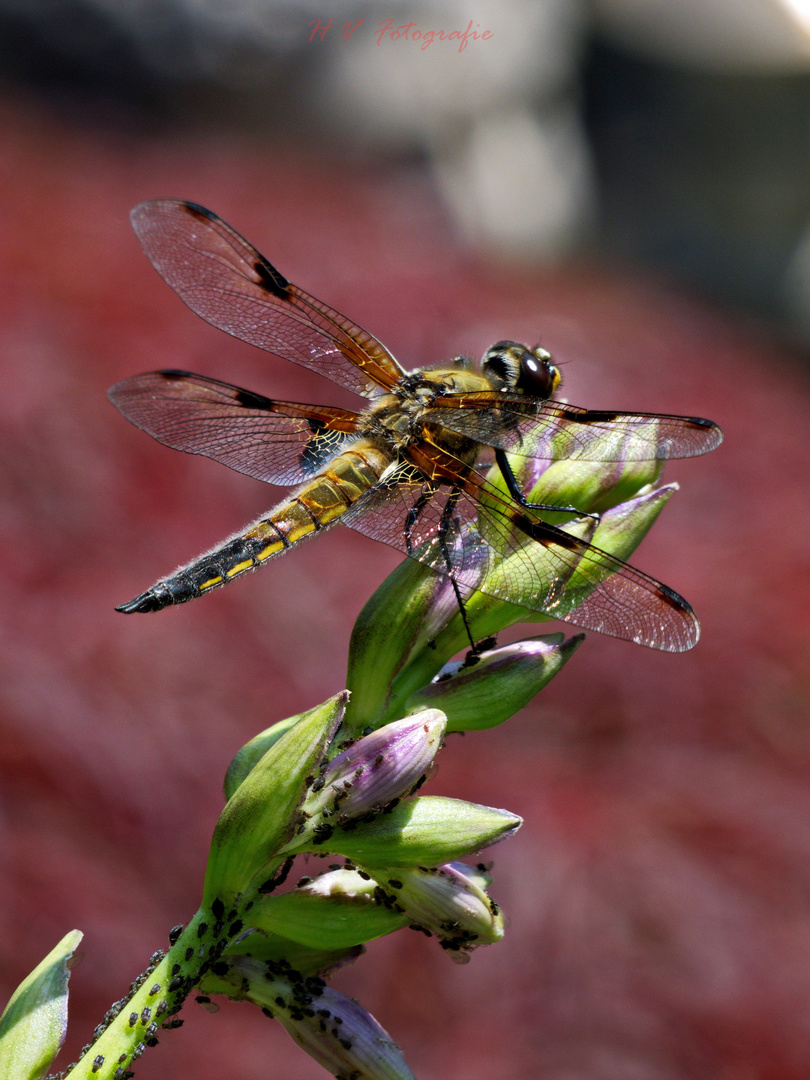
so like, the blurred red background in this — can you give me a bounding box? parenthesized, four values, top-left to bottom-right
(2, 75, 810, 1080)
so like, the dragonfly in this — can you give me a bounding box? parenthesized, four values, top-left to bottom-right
(109, 200, 722, 652)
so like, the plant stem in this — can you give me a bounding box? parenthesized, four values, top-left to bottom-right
(62, 906, 224, 1080)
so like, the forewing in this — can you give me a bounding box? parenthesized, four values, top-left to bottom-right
(426, 392, 723, 461)
(108, 370, 360, 486)
(130, 200, 405, 398)
(343, 459, 699, 652)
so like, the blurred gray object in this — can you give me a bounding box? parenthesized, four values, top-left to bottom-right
(314, 0, 595, 261)
(5, 0, 810, 332)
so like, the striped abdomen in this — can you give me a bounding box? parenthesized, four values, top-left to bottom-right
(116, 445, 389, 613)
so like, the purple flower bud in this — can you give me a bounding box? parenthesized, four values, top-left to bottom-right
(298, 711, 446, 833)
(277, 984, 416, 1080)
(228, 956, 416, 1080)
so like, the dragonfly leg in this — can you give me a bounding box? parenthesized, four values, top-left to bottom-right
(437, 487, 477, 654)
(495, 448, 600, 521)
(403, 482, 478, 654)
(403, 484, 437, 557)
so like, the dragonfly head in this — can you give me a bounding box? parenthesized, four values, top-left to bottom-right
(481, 341, 561, 400)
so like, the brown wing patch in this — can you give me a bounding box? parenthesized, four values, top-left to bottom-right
(108, 370, 360, 486)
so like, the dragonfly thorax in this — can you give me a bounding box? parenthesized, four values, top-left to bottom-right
(359, 365, 493, 456)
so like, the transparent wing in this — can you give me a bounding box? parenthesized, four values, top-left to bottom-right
(108, 370, 360, 486)
(131, 200, 405, 398)
(425, 391, 723, 461)
(342, 458, 700, 652)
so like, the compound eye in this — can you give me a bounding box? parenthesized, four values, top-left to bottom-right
(481, 341, 521, 390)
(516, 350, 559, 398)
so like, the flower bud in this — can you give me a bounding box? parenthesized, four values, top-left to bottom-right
(293, 711, 446, 846)
(224, 711, 310, 801)
(249, 868, 408, 950)
(450, 515, 596, 644)
(371, 861, 504, 962)
(302, 795, 522, 867)
(524, 482, 677, 619)
(524, 449, 661, 518)
(346, 543, 487, 728)
(444, 482, 679, 650)
(587, 482, 677, 562)
(403, 633, 584, 731)
(205, 694, 346, 904)
(223, 956, 416, 1080)
(479, 437, 661, 546)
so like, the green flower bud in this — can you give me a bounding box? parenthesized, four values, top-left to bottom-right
(424, 515, 595, 651)
(403, 633, 584, 731)
(587, 482, 677, 562)
(298, 795, 521, 867)
(346, 550, 486, 729)
(224, 711, 310, 801)
(522, 449, 662, 518)
(452, 482, 678, 644)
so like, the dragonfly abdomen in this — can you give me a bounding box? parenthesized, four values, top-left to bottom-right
(116, 444, 390, 613)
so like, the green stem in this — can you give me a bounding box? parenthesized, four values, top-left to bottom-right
(62, 906, 229, 1080)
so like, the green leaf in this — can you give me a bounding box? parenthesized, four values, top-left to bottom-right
(248, 871, 407, 950)
(0, 930, 82, 1080)
(205, 693, 346, 904)
(224, 711, 308, 801)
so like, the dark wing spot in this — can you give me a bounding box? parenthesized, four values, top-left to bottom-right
(233, 387, 276, 410)
(181, 201, 218, 222)
(579, 410, 621, 424)
(656, 582, 694, 613)
(157, 369, 196, 381)
(684, 417, 718, 430)
(253, 259, 290, 299)
(300, 423, 349, 472)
